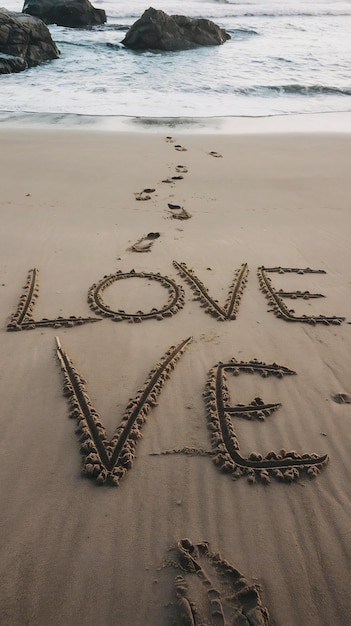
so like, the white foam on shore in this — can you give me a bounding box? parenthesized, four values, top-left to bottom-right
(127, 112, 351, 134)
(0, 111, 351, 135)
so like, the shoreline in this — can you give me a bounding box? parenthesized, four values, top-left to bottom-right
(1, 109, 351, 134)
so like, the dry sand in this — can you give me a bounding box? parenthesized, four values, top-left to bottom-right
(0, 123, 351, 625)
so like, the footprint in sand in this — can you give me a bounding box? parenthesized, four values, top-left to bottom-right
(165, 136, 175, 143)
(208, 151, 223, 158)
(134, 188, 156, 201)
(176, 165, 188, 173)
(168, 539, 271, 626)
(168, 205, 192, 220)
(130, 232, 160, 252)
(175, 144, 188, 152)
(162, 175, 184, 184)
(331, 393, 351, 404)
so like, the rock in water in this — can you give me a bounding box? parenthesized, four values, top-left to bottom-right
(22, 0, 106, 28)
(121, 7, 231, 51)
(0, 8, 59, 74)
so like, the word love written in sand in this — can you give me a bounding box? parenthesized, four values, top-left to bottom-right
(55, 337, 327, 487)
(7, 264, 345, 331)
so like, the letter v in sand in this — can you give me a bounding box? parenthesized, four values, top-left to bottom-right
(56, 336, 192, 486)
(173, 261, 249, 321)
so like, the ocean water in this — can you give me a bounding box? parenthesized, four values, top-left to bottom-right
(1, 0, 351, 119)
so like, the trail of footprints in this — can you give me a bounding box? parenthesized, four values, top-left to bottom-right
(161, 148, 191, 219)
(167, 538, 271, 625)
(56, 336, 192, 485)
(133, 136, 191, 226)
(132, 137, 224, 250)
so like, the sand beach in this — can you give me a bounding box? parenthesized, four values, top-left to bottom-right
(0, 120, 351, 625)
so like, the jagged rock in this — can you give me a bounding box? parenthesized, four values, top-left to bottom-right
(121, 7, 231, 51)
(22, 0, 106, 28)
(0, 8, 59, 74)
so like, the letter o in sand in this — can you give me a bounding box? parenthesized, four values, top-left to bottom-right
(88, 270, 185, 322)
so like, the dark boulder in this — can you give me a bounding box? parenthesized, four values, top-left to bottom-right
(22, 0, 106, 28)
(0, 8, 59, 74)
(121, 7, 231, 51)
